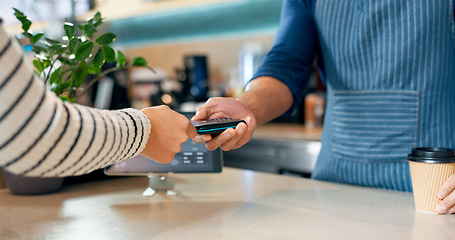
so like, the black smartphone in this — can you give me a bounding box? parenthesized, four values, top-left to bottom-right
(192, 118, 247, 135)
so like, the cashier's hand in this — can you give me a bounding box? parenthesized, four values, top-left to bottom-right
(140, 105, 197, 164)
(437, 173, 455, 214)
(192, 97, 255, 151)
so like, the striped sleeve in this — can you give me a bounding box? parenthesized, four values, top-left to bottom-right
(0, 22, 151, 177)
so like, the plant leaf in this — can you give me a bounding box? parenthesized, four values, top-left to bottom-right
(53, 87, 62, 96)
(116, 50, 126, 68)
(62, 80, 72, 88)
(31, 33, 44, 44)
(82, 24, 97, 39)
(95, 33, 116, 45)
(93, 48, 105, 68)
(32, 59, 43, 73)
(42, 60, 51, 69)
(49, 66, 62, 84)
(58, 56, 74, 67)
(33, 46, 47, 54)
(88, 12, 104, 28)
(68, 38, 82, 54)
(13, 8, 32, 32)
(45, 38, 61, 45)
(48, 44, 66, 55)
(67, 96, 76, 103)
(75, 42, 94, 61)
(93, 12, 103, 27)
(103, 46, 116, 62)
(12, 8, 26, 18)
(60, 79, 73, 93)
(87, 61, 99, 74)
(73, 61, 88, 87)
(64, 22, 75, 39)
(131, 57, 148, 67)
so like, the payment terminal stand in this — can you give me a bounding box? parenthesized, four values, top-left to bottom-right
(142, 173, 179, 197)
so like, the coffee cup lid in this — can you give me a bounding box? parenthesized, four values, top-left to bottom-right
(407, 147, 455, 163)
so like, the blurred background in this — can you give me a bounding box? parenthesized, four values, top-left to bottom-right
(2, 0, 326, 179)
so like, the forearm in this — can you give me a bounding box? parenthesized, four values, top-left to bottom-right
(1, 90, 151, 178)
(244, 0, 317, 120)
(0, 23, 151, 177)
(237, 76, 293, 126)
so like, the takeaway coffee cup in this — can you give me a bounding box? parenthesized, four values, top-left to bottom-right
(407, 147, 455, 213)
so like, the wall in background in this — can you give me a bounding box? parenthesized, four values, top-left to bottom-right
(106, 0, 282, 47)
(5, 0, 283, 103)
(90, 0, 233, 21)
(107, 0, 283, 93)
(124, 34, 275, 92)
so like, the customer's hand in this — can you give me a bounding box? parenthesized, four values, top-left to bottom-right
(437, 173, 455, 214)
(140, 105, 197, 164)
(191, 97, 255, 151)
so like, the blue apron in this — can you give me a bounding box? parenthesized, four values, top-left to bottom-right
(312, 0, 455, 192)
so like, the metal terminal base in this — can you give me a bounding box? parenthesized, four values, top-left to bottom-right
(142, 173, 179, 197)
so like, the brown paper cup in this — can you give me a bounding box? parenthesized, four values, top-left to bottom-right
(408, 147, 455, 213)
(409, 161, 455, 213)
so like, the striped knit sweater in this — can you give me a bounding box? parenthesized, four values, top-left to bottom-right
(0, 21, 151, 177)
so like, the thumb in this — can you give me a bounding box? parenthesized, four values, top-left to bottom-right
(192, 108, 209, 121)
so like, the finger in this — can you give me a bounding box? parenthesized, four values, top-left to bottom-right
(193, 97, 227, 120)
(437, 191, 455, 214)
(205, 128, 236, 151)
(219, 123, 247, 151)
(192, 134, 212, 144)
(192, 135, 205, 144)
(187, 125, 197, 138)
(234, 134, 251, 149)
(438, 173, 455, 199)
(245, 116, 254, 127)
(192, 109, 208, 121)
(192, 100, 216, 120)
(233, 117, 254, 149)
(448, 206, 455, 214)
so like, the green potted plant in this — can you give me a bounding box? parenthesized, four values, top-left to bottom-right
(13, 8, 150, 102)
(3, 9, 152, 195)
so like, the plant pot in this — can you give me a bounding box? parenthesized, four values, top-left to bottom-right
(2, 169, 64, 195)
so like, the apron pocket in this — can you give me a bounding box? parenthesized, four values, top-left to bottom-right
(331, 91, 418, 163)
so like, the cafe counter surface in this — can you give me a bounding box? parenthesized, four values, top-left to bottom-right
(1, 167, 454, 240)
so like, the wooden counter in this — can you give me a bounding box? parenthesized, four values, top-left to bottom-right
(1, 167, 454, 240)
